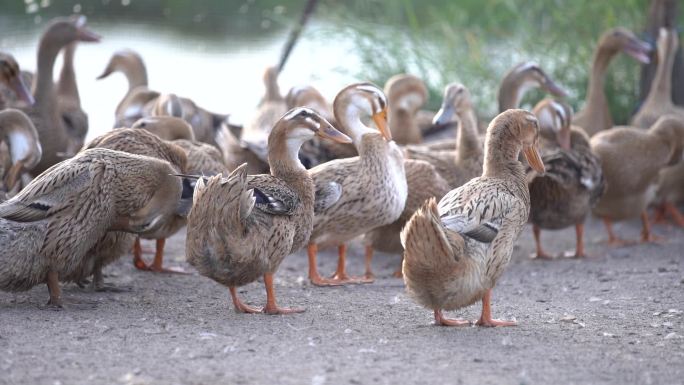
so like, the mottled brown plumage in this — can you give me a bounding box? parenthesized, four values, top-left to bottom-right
(402, 109, 544, 327)
(307, 83, 407, 286)
(186, 107, 350, 314)
(0, 109, 42, 195)
(132, 116, 196, 142)
(528, 99, 604, 259)
(0, 148, 183, 305)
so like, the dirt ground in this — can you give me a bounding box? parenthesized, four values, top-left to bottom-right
(1, 214, 683, 385)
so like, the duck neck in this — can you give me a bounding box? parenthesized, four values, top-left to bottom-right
(126, 61, 148, 92)
(390, 108, 421, 144)
(267, 129, 312, 197)
(482, 127, 524, 180)
(338, 108, 378, 152)
(582, 46, 614, 121)
(648, 40, 675, 106)
(34, 35, 62, 108)
(455, 107, 482, 162)
(498, 78, 530, 112)
(57, 43, 79, 103)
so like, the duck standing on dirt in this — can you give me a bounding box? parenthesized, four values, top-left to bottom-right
(528, 99, 604, 259)
(306, 83, 408, 286)
(401, 109, 545, 327)
(186, 107, 351, 314)
(0, 148, 183, 306)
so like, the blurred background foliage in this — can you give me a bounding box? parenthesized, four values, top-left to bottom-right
(2, 0, 673, 122)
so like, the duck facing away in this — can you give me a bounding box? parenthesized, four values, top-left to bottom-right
(384, 73, 428, 145)
(590, 115, 684, 244)
(186, 107, 351, 314)
(0, 148, 183, 306)
(401, 109, 545, 327)
(529, 99, 604, 259)
(307, 83, 407, 286)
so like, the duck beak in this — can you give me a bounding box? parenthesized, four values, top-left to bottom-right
(544, 79, 568, 98)
(432, 104, 455, 127)
(523, 144, 545, 174)
(96, 65, 113, 80)
(317, 122, 352, 144)
(77, 27, 101, 43)
(623, 38, 652, 64)
(8, 75, 34, 105)
(372, 108, 391, 140)
(3, 161, 24, 191)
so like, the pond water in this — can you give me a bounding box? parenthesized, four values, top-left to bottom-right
(0, 16, 361, 140)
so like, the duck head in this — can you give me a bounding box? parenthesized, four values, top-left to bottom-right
(333, 82, 390, 143)
(499, 62, 567, 111)
(96, 49, 145, 81)
(598, 27, 652, 64)
(533, 98, 573, 150)
(432, 82, 472, 127)
(0, 53, 34, 105)
(384, 74, 428, 114)
(0, 109, 42, 191)
(490, 109, 545, 174)
(43, 15, 101, 48)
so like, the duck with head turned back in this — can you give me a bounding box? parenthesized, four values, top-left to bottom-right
(186, 107, 351, 315)
(0, 52, 35, 108)
(83, 127, 191, 275)
(528, 99, 604, 259)
(401, 109, 545, 327)
(307, 83, 407, 286)
(21, 16, 100, 176)
(0, 109, 42, 196)
(572, 28, 651, 136)
(591, 115, 684, 244)
(0, 148, 183, 306)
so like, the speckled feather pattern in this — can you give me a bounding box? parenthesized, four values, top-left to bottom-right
(310, 133, 407, 248)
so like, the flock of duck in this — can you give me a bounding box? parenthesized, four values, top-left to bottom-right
(0, 16, 683, 327)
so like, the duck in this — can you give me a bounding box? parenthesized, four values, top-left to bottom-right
(56, 39, 90, 156)
(0, 52, 35, 108)
(0, 147, 183, 306)
(590, 115, 684, 244)
(306, 83, 407, 286)
(573, 28, 652, 136)
(96, 49, 156, 127)
(630, 28, 684, 227)
(186, 107, 351, 314)
(20, 16, 100, 176)
(82, 127, 191, 274)
(285, 85, 356, 167)
(401, 109, 545, 327)
(384, 74, 428, 145)
(97, 49, 227, 147)
(420, 61, 567, 151)
(404, 83, 484, 189)
(0, 109, 42, 195)
(528, 99, 604, 259)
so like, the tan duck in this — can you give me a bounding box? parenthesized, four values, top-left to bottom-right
(573, 28, 652, 136)
(590, 115, 684, 244)
(421, 61, 567, 150)
(0, 147, 183, 306)
(0, 109, 42, 195)
(307, 83, 407, 286)
(186, 107, 351, 314)
(83, 128, 191, 274)
(56, 39, 90, 156)
(0, 52, 35, 108)
(401, 109, 545, 327)
(21, 17, 100, 176)
(528, 99, 604, 259)
(630, 29, 684, 227)
(405, 83, 483, 189)
(384, 74, 428, 145)
(96, 49, 156, 127)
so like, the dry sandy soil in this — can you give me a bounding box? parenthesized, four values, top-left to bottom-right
(1, 215, 683, 385)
